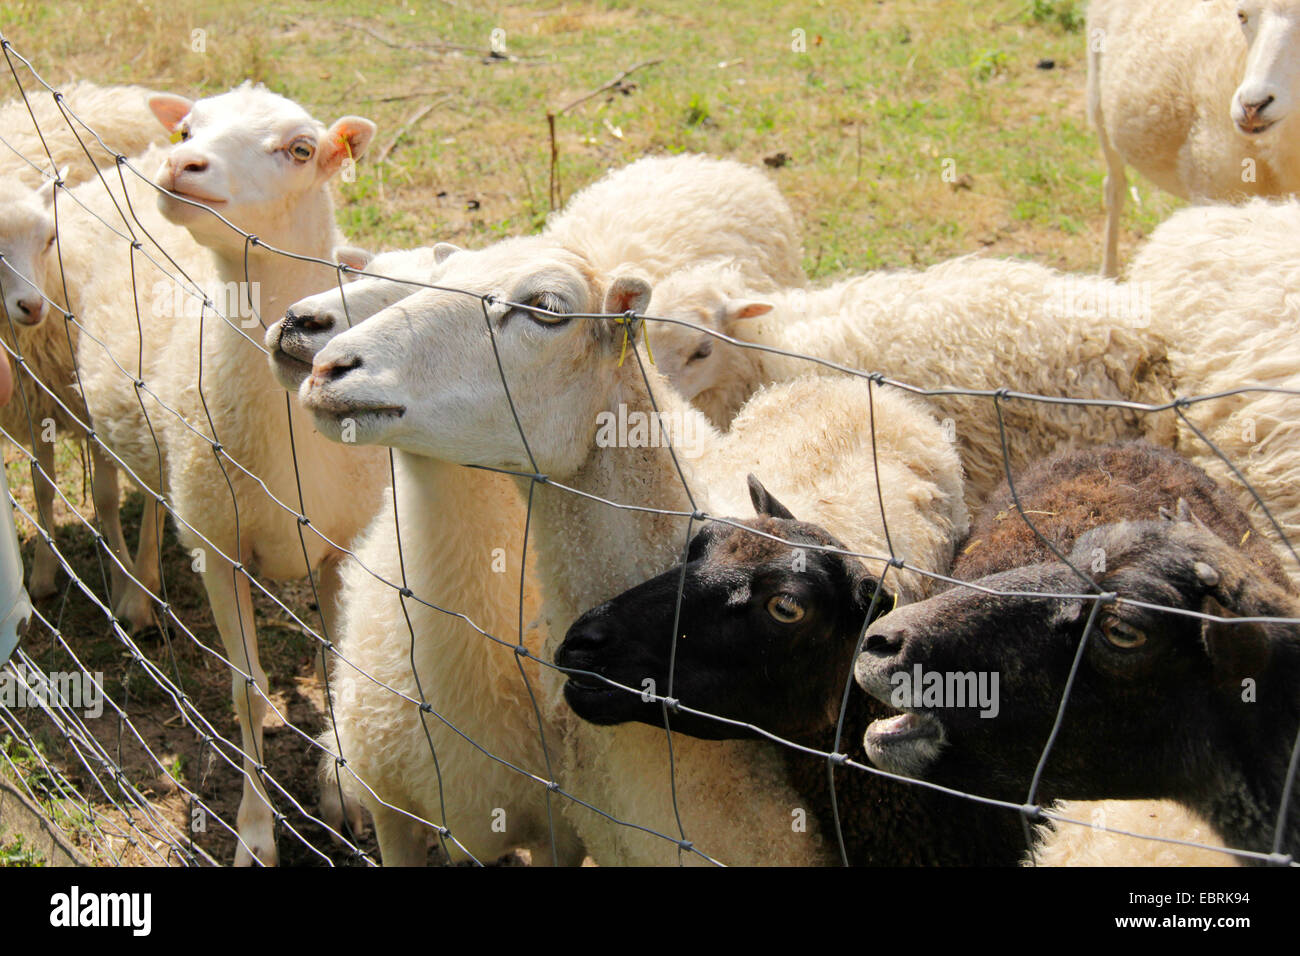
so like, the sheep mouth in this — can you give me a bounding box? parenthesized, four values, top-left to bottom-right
(332, 403, 406, 422)
(1236, 118, 1277, 135)
(162, 188, 229, 207)
(269, 349, 314, 388)
(561, 673, 625, 723)
(863, 709, 946, 778)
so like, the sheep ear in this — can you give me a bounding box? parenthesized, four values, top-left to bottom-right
(320, 117, 377, 175)
(148, 93, 193, 133)
(1165, 497, 1212, 533)
(333, 246, 373, 272)
(720, 299, 773, 331)
(1200, 594, 1272, 689)
(853, 574, 894, 625)
(747, 473, 796, 520)
(433, 242, 461, 264)
(603, 273, 652, 315)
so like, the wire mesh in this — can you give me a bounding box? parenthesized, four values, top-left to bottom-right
(0, 33, 1296, 868)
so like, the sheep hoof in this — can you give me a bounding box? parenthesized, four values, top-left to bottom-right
(111, 586, 156, 635)
(27, 571, 59, 601)
(233, 838, 278, 868)
(233, 822, 279, 867)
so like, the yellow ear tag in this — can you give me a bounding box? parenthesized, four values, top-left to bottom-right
(616, 318, 632, 368)
(339, 133, 354, 163)
(614, 315, 654, 368)
(169, 130, 183, 144)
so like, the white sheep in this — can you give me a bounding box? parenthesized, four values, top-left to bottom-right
(69, 83, 389, 865)
(297, 155, 809, 865)
(0, 171, 170, 617)
(267, 151, 805, 390)
(1087, 0, 1300, 275)
(641, 256, 1176, 507)
(0, 82, 171, 603)
(1128, 196, 1300, 589)
(298, 231, 974, 865)
(1, 82, 168, 189)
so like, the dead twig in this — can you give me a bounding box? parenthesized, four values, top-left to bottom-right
(340, 20, 547, 61)
(547, 58, 664, 209)
(375, 99, 445, 166)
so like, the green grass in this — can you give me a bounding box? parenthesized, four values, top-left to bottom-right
(0, 0, 1181, 275)
(0, 832, 46, 867)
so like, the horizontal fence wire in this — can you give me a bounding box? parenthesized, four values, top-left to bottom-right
(0, 33, 1296, 868)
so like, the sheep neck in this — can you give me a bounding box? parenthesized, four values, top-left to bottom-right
(196, 189, 341, 408)
(787, 685, 1026, 866)
(525, 358, 708, 655)
(392, 450, 531, 675)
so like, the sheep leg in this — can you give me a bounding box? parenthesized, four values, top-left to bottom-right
(91, 445, 153, 632)
(205, 561, 278, 867)
(115, 486, 162, 633)
(311, 550, 369, 840)
(317, 751, 369, 843)
(26, 435, 60, 599)
(1101, 149, 1127, 278)
(311, 549, 347, 683)
(371, 802, 431, 867)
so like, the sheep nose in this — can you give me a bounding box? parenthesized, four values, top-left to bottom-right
(863, 622, 907, 658)
(312, 353, 361, 383)
(180, 156, 208, 175)
(16, 297, 43, 320)
(560, 619, 613, 658)
(283, 308, 335, 334)
(1241, 94, 1275, 123)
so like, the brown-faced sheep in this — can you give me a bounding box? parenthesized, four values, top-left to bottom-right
(855, 441, 1296, 865)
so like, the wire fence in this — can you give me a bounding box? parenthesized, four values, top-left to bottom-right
(0, 33, 1296, 868)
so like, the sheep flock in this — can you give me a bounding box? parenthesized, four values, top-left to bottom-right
(0, 1, 1298, 872)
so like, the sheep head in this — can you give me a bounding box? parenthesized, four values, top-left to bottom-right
(642, 260, 773, 430)
(147, 83, 375, 249)
(0, 177, 59, 328)
(299, 236, 671, 477)
(555, 474, 892, 741)
(1232, 1, 1300, 136)
(854, 510, 1300, 821)
(266, 245, 457, 391)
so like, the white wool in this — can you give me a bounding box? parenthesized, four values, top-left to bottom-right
(1129, 197, 1300, 590)
(645, 256, 1176, 509)
(0, 81, 167, 189)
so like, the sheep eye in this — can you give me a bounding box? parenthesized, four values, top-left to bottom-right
(288, 138, 316, 162)
(1238, 10, 1248, 23)
(1101, 618, 1147, 649)
(45, 234, 56, 250)
(687, 340, 713, 363)
(766, 594, 805, 624)
(516, 292, 571, 326)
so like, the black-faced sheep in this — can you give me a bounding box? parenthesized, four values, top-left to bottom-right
(855, 441, 1297, 864)
(556, 474, 1027, 865)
